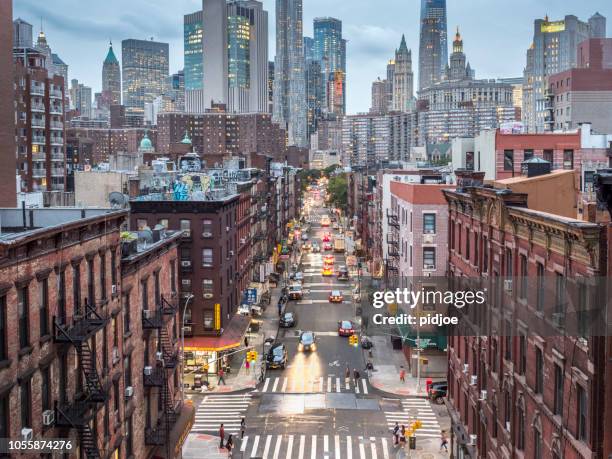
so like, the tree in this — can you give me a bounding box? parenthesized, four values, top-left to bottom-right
(298, 169, 322, 192)
(326, 174, 348, 212)
(323, 165, 340, 177)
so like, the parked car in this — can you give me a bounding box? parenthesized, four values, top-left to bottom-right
(238, 303, 261, 316)
(280, 311, 297, 328)
(429, 381, 448, 404)
(288, 283, 303, 300)
(266, 343, 288, 369)
(338, 320, 355, 336)
(337, 266, 349, 281)
(298, 331, 317, 352)
(329, 290, 344, 303)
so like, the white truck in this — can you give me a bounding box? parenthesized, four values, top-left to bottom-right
(333, 237, 345, 253)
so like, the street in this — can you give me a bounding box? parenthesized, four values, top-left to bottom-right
(185, 187, 447, 459)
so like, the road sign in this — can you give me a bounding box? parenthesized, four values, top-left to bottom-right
(246, 288, 258, 305)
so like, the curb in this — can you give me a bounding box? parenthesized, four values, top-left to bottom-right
(369, 381, 430, 399)
(185, 381, 257, 396)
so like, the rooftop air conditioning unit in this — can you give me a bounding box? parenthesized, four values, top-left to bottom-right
(125, 386, 134, 398)
(42, 410, 55, 426)
(469, 434, 477, 446)
(470, 375, 478, 386)
(479, 390, 487, 401)
(144, 366, 153, 376)
(424, 264, 436, 270)
(21, 428, 33, 441)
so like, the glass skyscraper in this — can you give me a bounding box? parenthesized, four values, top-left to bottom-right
(313, 17, 346, 115)
(121, 39, 169, 120)
(418, 0, 447, 91)
(184, 11, 203, 91)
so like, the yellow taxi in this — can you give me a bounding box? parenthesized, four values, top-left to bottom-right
(321, 265, 334, 276)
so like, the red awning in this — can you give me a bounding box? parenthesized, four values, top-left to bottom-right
(184, 315, 251, 352)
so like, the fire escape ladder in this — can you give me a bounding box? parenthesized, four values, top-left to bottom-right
(77, 424, 102, 459)
(159, 324, 177, 369)
(77, 341, 107, 403)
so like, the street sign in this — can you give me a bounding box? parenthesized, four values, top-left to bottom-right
(246, 288, 258, 305)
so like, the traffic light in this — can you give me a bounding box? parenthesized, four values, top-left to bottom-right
(349, 335, 359, 347)
(247, 350, 258, 362)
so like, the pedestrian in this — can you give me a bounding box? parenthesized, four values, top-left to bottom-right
(240, 418, 246, 439)
(245, 359, 250, 370)
(218, 367, 226, 385)
(393, 422, 400, 445)
(345, 364, 351, 382)
(399, 366, 406, 383)
(244, 336, 249, 348)
(353, 368, 360, 385)
(219, 423, 225, 449)
(226, 435, 233, 456)
(277, 301, 282, 316)
(400, 425, 406, 446)
(440, 430, 449, 452)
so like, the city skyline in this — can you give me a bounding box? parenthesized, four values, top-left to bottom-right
(13, 0, 612, 114)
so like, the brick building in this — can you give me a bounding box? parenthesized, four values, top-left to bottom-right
(442, 171, 611, 459)
(13, 46, 67, 192)
(0, 0, 16, 206)
(0, 207, 191, 458)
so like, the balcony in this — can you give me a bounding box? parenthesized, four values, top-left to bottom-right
(51, 168, 65, 177)
(142, 308, 164, 329)
(51, 183, 65, 191)
(32, 169, 47, 178)
(54, 302, 109, 344)
(51, 153, 65, 161)
(50, 89, 63, 99)
(31, 103, 45, 112)
(31, 119, 45, 128)
(30, 85, 45, 96)
(161, 295, 178, 315)
(50, 106, 62, 115)
(143, 366, 165, 387)
(50, 121, 64, 130)
(386, 234, 399, 247)
(50, 137, 64, 146)
(32, 135, 46, 144)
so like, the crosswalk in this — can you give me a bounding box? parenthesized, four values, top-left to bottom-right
(384, 397, 441, 438)
(192, 394, 252, 435)
(238, 434, 398, 459)
(258, 375, 369, 394)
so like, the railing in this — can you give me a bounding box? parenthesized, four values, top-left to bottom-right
(50, 121, 64, 129)
(143, 366, 165, 387)
(50, 137, 64, 145)
(50, 89, 63, 98)
(30, 85, 45, 95)
(142, 308, 164, 329)
(54, 301, 109, 344)
(32, 135, 45, 144)
(50, 105, 63, 114)
(31, 103, 45, 111)
(51, 168, 65, 177)
(32, 169, 47, 178)
(31, 119, 45, 127)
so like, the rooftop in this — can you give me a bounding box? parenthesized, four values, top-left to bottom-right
(120, 228, 182, 262)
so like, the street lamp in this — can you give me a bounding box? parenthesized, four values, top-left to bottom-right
(180, 294, 195, 402)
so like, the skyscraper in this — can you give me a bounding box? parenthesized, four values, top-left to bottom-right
(313, 17, 346, 116)
(268, 61, 274, 113)
(122, 38, 169, 124)
(589, 12, 606, 38)
(370, 77, 387, 114)
(522, 14, 601, 132)
(227, 0, 269, 113)
(71, 79, 92, 118)
(13, 18, 33, 48)
(392, 35, 414, 112)
(102, 41, 121, 107)
(202, 0, 228, 108)
(304, 36, 314, 62)
(273, 0, 307, 147)
(418, 0, 448, 90)
(184, 10, 204, 112)
(2, 3, 17, 205)
(305, 59, 323, 138)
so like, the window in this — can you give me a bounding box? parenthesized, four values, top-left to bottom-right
(577, 281, 589, 339)
(100, 254, 106, 301)
(110, 249, 117, 288)
(18, 286, 29, 349)
(450, 223, 455, 250)
(536, 263, 545, 311)
(483, 237, 488, 273)
(423, 214, 436, 234)
(563, 150, 574, 169)
(126, 415, 133, 457)
(577, 385, 587, 441)
(136, 219, 148, 230)
(523, 149, 534, 161)
(534, 428, 542, 459)
(202, 219, 213, 237)
(37, 278, 49, 337)
(543, 149, 553, 166)
(21, 379, 31, 428)
(457, 224, 462, 255)
(180, 219, 191, 237)
(504, 321, 512, 361)
(517, 405, 525, 450)
(505, 248, 513, 277)
(535, 347, 543, 394)
(0, 394, 7, 438)
(466, 231, 471, 260)
(154, 271, 160, 306)
(202, 279, 214, 295)
(114, 380, 120, 414)
(123, 295, 130, 334)
(87, 258, 95, 305)
(409, 245, 413, 268)
(504, 391, 511, 427)
(41, 366, 51, 411)
(141, 279, 148, 311)
(553, 364, 564, 416)
(555, 272, 565, 315)
(157, 218, 168, 229)
(203, 310, 214, 329)
(202, 248, 213, 267)
(466, 151, 474, 170)
(519, 255, 527, 300)
(0, 296, 6, 360)
(170, 260, 176, 293)
(72, 264, 80, 315)
(410, 212, 412, 232)
(492, 403, 498, 438)
(124, 354, 132, 387)
(519, 333, 526, 375)
(504, 150, 514, 171)
(423, 247, 436, 270)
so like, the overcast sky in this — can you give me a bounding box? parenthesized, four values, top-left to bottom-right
(13, 0, 611, 114)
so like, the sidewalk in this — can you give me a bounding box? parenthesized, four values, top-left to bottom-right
(182, 433, 231, 459)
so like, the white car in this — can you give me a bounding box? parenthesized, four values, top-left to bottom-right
(294, 272, 304, 281)
(238, 304, 262, 316)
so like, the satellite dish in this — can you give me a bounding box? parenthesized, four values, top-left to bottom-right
(109, 192, 127, 209)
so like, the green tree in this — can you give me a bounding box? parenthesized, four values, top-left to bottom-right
(298, 169, 322, 192)
(326, 174, 348, 211)
(323, 165, 340, 177)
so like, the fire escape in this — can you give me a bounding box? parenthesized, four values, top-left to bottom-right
(386, 208, 401, 289)
(143, 296, 180, 447)
(54, 301, 109, 459)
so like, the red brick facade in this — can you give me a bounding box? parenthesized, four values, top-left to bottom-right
(0, 0, 16, 205)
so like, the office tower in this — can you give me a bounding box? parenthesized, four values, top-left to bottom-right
(371, 78, 387, 114)
(52, 54, 68, 88)
(386, 60, 395, 112)
(313, 17, 346, 115)
(268, 61, 274, 113)
(71, 79, 92, 118)
(13, 18, 33, 48)
(102, 41, 121, 108)
(121, 38, 169, 124)
(589, 12, 606, 38)
(392, 35, 414, 112)
(418, 0, 448, 90)
(273, 0, 307, 147)
(305, 60, 323, 138)
(1, 2, 17, 205)
(202, 0, 228, 108)
(227, 0, 269, 113)
(304, 36, 314, 62)
(521, 14, 598, 132)
(184, 10, 204, 112)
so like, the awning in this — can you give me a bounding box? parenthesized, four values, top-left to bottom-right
(184, 315, 251, 352)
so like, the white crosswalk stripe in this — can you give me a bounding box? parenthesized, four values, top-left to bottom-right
(383, 397, 442, 438)
(191, 394, 252, 434)
(238, 435, 403, 459)
(259, 376, 370, 394)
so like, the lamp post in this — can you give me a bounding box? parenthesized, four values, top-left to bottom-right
(180, 294, 195, 402)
